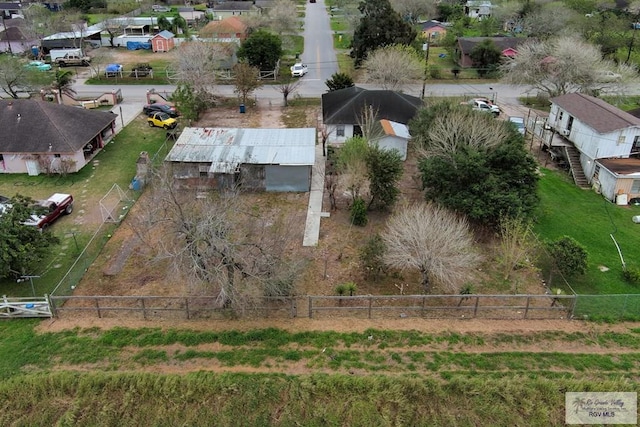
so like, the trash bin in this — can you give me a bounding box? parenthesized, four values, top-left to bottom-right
(239, 103, 246, 114)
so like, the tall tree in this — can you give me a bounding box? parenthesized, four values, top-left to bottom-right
(338, 136, 370, 201)
(500, 36, 637, 98)
(325, 72, 355, 91)
(382, 203, 479, 293)
(0, 196, 59, 281)
(266, 0, 299, 35)
(51, 70, 76, 103)
(363, 44, 424, 90)
(350, 0, 417, 66)
(0, 58, 35, 99)
(233, 62, 262, 105)
(469, 39, 502, 77)
(237, 29, 283, 71)
(276, 75, 302, 107)
(366, 145, 403, 210)
(389, 0, 436, 24)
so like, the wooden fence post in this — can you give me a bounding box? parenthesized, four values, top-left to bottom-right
(46, 294, 57, 318)
(185, 297, 190, 320)
(308, 296, 313, 318)
(368, 296, 373, 319)
(141, 298, 147, 319)
(473, 296, 480, 318)
(524, 296, 530, 319)
(290, 297, 296, 318)
(95, 297, 101, 318)
(422, 296, 426, 317)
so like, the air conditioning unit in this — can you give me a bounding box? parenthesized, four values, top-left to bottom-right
(561, 129, 571, 136)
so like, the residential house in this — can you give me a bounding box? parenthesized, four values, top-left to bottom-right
(0, 100, 117, 175)
(165, 127, 316, 192)
(465, 1, 492, 19)
(0, 2, 23, 19)
(321, 87, 423, 147)
(548, 93, 640, 202)
(420, 20, 447, 44)
(0, 18, 37, 54)
(372, 120, 411, 161)
(455, 37, 523, 67)
(200, 16, 248, 43)
(151, 30, 175, 52)
(178, 6, 205, 24)
(211, 2, 260, 19)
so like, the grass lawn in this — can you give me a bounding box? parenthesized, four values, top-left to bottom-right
(535, 168, 640, 295)
(0, 117, 171, 297)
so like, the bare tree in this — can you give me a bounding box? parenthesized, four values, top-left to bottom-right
(102, 17, 134, 47)
(266, 0, 299, 35)
(87, 48, 114, 79)
(233, 62, 262, 105)
(277, 76, 302, 107)
(320, 125, 334, 157)
(421, 108, 511, 161)
(356, 105, 385, 142)
(501, 36, 637, 98)
(497, 215, 537, 283)
(130, 167, 304, 309)
(0, 58, 35, 98)
(522, 3, 578, 39)
(382, 203, 480, 293)
(363, 45, 424, 90)
(172, 41, 232, 102)
(389, 0, 436, 24)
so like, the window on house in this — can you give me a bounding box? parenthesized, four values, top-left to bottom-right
(632, 180, 640, 193)
(336, 125, 345, 137)
(559, 111, 563, 121)
(618, 135, 626, 145)
(0, 154, 3, 162)
(54, 154, 61, 158)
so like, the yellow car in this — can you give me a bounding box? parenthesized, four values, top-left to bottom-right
(147, 112, 177, 129)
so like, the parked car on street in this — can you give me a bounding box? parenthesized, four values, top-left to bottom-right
(290, 63, 308, 77)
(143, 103, 179, 118)
(25, 61, 52, 71)
(22, 193, 74, 230)
(147, 112, 177, 129)
(508, 116, 526, 135)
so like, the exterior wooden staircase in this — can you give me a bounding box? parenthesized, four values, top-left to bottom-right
(562, 145, 590, 189)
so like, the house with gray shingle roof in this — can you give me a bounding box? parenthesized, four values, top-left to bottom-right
(549, 93, 640, 202)
(0, 100, 117, 175)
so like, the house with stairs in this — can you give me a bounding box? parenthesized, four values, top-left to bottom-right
(547, 93, 640, 203)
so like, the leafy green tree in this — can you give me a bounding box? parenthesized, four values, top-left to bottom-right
(238, 30, 283, 71)
(171, 83, 208, 121)
(366, 145, 403, 210)
(350, 197, 368, 226)
(470, 39, 502, 77)
(436, 3, 464, 21)
(325, 72, 355, 91)
(0, 196, 59, 280)
(547, 236, 588, 277)
(0, 57, 39, 99)
(350, 0, 417, 66)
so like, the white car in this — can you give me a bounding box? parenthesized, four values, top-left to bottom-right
(290, 63, 308, 77)
(508, 116, 526, 135)
(463, 99, 500, 116)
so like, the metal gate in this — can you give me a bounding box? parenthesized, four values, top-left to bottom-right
(0, 296, 52, 318)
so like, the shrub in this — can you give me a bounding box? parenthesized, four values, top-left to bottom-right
(359, 234, 387, 280)
(430, 68, 442, 79)
(335, 284, 347, 296)
(547, 236, 588, 277)
(622, 267, 640, 286)
(344, 282, 357, 296)
(350, 197, 368, 226)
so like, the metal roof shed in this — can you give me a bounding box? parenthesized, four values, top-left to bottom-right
(165, 127, 316, 192)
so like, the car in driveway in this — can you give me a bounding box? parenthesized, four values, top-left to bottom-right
(462, 99, 500, 116)
(290, 63, 308, 77)
(23, 193, 74, 230)
(508, 116, 526, 135)
(25, 61, 52, 71)
(143, 103, 179, 118)
(147, 111, 177, 129)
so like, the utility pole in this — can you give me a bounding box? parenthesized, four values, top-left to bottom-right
(420, 39, 431, 99)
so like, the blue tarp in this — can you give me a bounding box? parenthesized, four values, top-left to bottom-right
(106, 64, 122, 72)
(126, 41, 152, 50)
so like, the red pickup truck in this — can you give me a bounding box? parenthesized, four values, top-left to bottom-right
(23, 193, 74, 230)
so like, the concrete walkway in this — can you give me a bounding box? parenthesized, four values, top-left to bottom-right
(302, 142, 328, 246)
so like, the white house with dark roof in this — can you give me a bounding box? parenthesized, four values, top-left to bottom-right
(165, 127, 316, 192)
(549, 93, 640, 202)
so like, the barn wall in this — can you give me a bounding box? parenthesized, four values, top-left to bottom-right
(265, 165, 311, 192)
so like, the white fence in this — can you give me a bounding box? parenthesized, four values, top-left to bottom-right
(1, 295, 52, 318)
